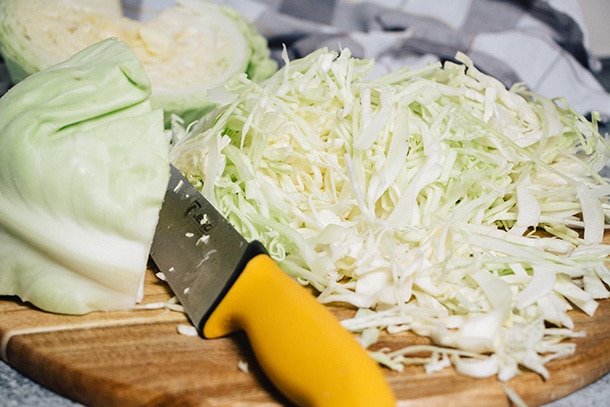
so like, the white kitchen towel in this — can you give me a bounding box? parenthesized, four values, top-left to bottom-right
(211, 0, 610, 120)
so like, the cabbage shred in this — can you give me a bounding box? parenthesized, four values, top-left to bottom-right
(171, 48, 610, 381)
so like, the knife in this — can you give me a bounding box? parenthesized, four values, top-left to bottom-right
(150, 165, 396, 407)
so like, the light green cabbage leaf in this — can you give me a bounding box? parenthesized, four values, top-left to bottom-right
(0, 0, 277, 126)
(0, 38, 170, 315)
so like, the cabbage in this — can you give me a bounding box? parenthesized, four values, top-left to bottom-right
(0, 38, 170, 315)
(171, 48, 610, 380)
(0, 0, 277, 125)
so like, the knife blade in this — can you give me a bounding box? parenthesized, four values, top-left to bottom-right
(150, 165, 395, 407)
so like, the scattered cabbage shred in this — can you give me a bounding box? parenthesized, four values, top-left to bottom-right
(172, 48, 610, 381)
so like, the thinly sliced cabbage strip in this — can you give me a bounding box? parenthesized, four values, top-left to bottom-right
(171, 48, 610, 380)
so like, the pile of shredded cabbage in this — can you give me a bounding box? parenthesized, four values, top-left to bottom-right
(171, 48, 610, 381)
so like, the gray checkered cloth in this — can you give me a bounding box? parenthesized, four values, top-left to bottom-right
(212, 0, 610, 122)
(1, 0, 608, 121)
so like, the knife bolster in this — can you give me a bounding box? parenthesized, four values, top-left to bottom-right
(198, 240, 267, 335)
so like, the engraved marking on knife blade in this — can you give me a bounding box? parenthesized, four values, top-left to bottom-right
(184, 202, 201, 220)
(184, 201, 214, 235)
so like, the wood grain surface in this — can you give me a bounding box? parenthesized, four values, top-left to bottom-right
(1, 259, 610, 406)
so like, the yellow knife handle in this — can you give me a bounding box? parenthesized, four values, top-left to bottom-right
(203, 253, 396, 407)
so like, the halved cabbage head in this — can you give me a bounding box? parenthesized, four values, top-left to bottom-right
(0, 38, 170, 315)
(0, 0, 277, 125)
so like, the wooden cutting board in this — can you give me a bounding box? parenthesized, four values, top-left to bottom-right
(1, 258, 610, 407)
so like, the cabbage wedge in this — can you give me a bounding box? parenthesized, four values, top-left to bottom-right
(0, 38, 170, 314)
(0, 0, 277, 125)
